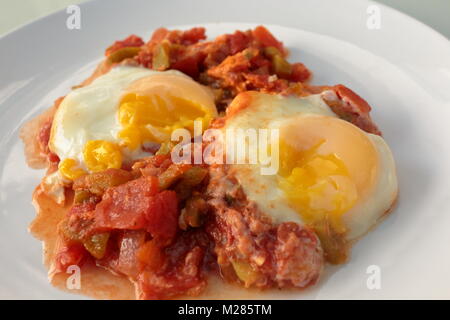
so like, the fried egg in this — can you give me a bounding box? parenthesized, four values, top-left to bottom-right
(50, 66, 217, 180)
(223, 91, 398, 263)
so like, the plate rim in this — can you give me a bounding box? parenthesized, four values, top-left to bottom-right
(1, 0, 450, 300)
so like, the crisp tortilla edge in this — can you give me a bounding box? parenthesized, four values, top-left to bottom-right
(30, 184, 137, 300)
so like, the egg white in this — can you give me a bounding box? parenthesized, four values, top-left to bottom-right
(224, 91, 398, 241)
(49, 66, 190, 169)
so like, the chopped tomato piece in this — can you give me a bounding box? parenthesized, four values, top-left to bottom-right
(171, 52, 205, 78)
(137, 247, 206, 300)
(93, 176, 159, 231)
(116, 230, 147, 278)
(105, 35, 144, 56)
(289, 62, 311, 82)
(55, 243, 88, 272)
(136, 230, 209, 299)
(146, 190, 179, 244)
(63, 203, 97, 242)
(47, 152, 60, 164)
(180, 27, 206, 45)
(333, 84, 372, 114)
(69, 202, 97, 216)
(91, 176, 179, 245)
(228, 30, 251, 55)
(133, 154, 172, 171)
(252, 26, 286, 55)
(244, 73, 289, 92)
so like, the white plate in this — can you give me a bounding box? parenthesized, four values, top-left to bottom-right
(1, 0, 450, 300)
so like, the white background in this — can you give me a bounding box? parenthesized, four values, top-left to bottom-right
(0, 0, 449, 39)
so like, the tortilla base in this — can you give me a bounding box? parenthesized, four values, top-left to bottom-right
(30, 185, 136, 300)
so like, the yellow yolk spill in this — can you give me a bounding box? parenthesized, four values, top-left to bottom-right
(83, 140, 122, 172)
(277, 115, 379, 264)
(118, 93, 211, 149)
(279, 142, 358, 234)
(278, 142, 358, 264)
(59, 158, 86, 180)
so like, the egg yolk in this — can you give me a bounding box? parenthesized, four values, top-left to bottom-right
(118, 74, 216, 150)
(59, 158, 86, 180)
(83, 140, 122, 172)
(118, 93, 210, 149)
(279, 146, 357, 234)
(278, 115, 379, 263)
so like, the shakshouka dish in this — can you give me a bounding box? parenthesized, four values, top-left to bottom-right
(20, 26, 398, 299)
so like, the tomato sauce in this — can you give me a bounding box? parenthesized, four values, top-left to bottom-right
(50, 26, 381, 299)
(55, 155, 211, 299)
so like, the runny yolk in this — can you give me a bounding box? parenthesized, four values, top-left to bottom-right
(59, 158, 87, 180)
(83, 140, 122, 172)
(278, 142, 357, 234)
(118, 93, 211, 149)
(277, 115, 379, 263)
